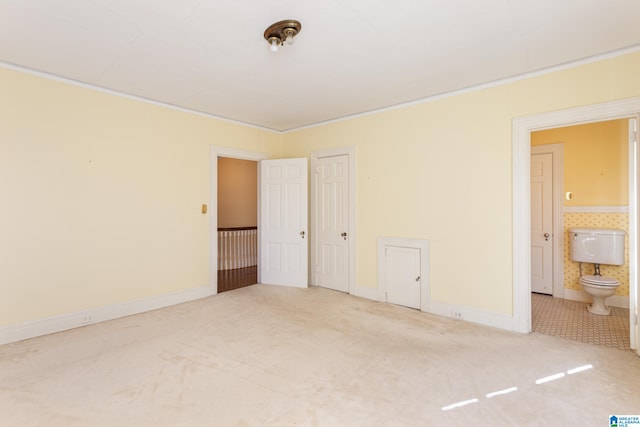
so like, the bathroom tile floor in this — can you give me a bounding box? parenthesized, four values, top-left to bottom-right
(531, 292, 630, 351)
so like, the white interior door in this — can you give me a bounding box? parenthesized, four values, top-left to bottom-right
(531, 152, 554, 294)
(260, 158, 308, 288)
(315, 155, 349, 292)
(386, 246, 421, 309)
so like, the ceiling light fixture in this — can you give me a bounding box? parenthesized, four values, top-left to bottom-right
(264, 19, 302, 52)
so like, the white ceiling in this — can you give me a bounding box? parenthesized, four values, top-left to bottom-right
(1, 0, 639, 132)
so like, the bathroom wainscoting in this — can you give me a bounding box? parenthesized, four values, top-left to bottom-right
(531, 293, 630, 351)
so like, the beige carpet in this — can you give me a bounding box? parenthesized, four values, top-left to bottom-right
(1, 285, 639, 427)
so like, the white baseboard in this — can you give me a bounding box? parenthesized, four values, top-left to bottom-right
(563, 288, 630, 309)
(427, 300, 515, 331)
(349, 283, 629, 330)
(350, 283, 515, 332)
(350, 283, 382, 302)
(17, 283, 625, 347)
(0, 286, 216, 346)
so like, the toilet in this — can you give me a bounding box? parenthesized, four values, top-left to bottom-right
(568, 227, 625, 315)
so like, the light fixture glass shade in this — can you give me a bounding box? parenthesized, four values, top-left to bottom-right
(270, 38, 280, 52)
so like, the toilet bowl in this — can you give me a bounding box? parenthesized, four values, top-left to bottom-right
(569, 227, 625, 316)
(579, 275, 619, 316)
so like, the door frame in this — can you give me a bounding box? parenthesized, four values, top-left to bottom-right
(531, 144, 565, 299)
(310, 145, 356, 293)
(512, 98, 639, 353)
(209, 146, 268, 293)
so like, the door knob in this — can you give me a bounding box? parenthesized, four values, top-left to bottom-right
(300, 231, 305, 239)
(544, 233, 550, 241)
(341, 232, 347, 240)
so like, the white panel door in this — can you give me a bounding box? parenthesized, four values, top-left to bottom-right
(260, 158, 308, 288)
(386, 246, 421, 309)
(315, 155, 349, 292)
(531, 153, 553, 294)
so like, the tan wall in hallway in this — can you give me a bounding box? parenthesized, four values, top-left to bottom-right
(217, 158, 257, 228)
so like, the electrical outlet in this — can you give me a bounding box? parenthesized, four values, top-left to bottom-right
(80, 315, 93, 324)
(452, 311, 464, 320)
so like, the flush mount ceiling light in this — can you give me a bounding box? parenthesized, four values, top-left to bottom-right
(264, 19, 302, 52)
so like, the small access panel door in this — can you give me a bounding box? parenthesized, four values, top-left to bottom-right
(385, 245, 421, 309)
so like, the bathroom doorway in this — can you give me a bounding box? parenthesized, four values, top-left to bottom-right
(529, 119, 631, 350)
(513, 98, 639, 356)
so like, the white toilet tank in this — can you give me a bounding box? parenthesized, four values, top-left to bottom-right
(568, 227, 625, 265)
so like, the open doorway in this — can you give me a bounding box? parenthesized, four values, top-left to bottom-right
(512, 98, 639, 356)
(530, 119, 631, 350)
(217, 157, 258, 293)
(209, 146, 268, 294)
(209, 146, 309, 292)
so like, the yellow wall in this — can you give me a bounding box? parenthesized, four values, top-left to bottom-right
(3, 50, 640, 328)
(217, 158, 257, 228)
(531, 120, 629, 206)
(0, 67, 281, 327)
(282, 51, 640, 315)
